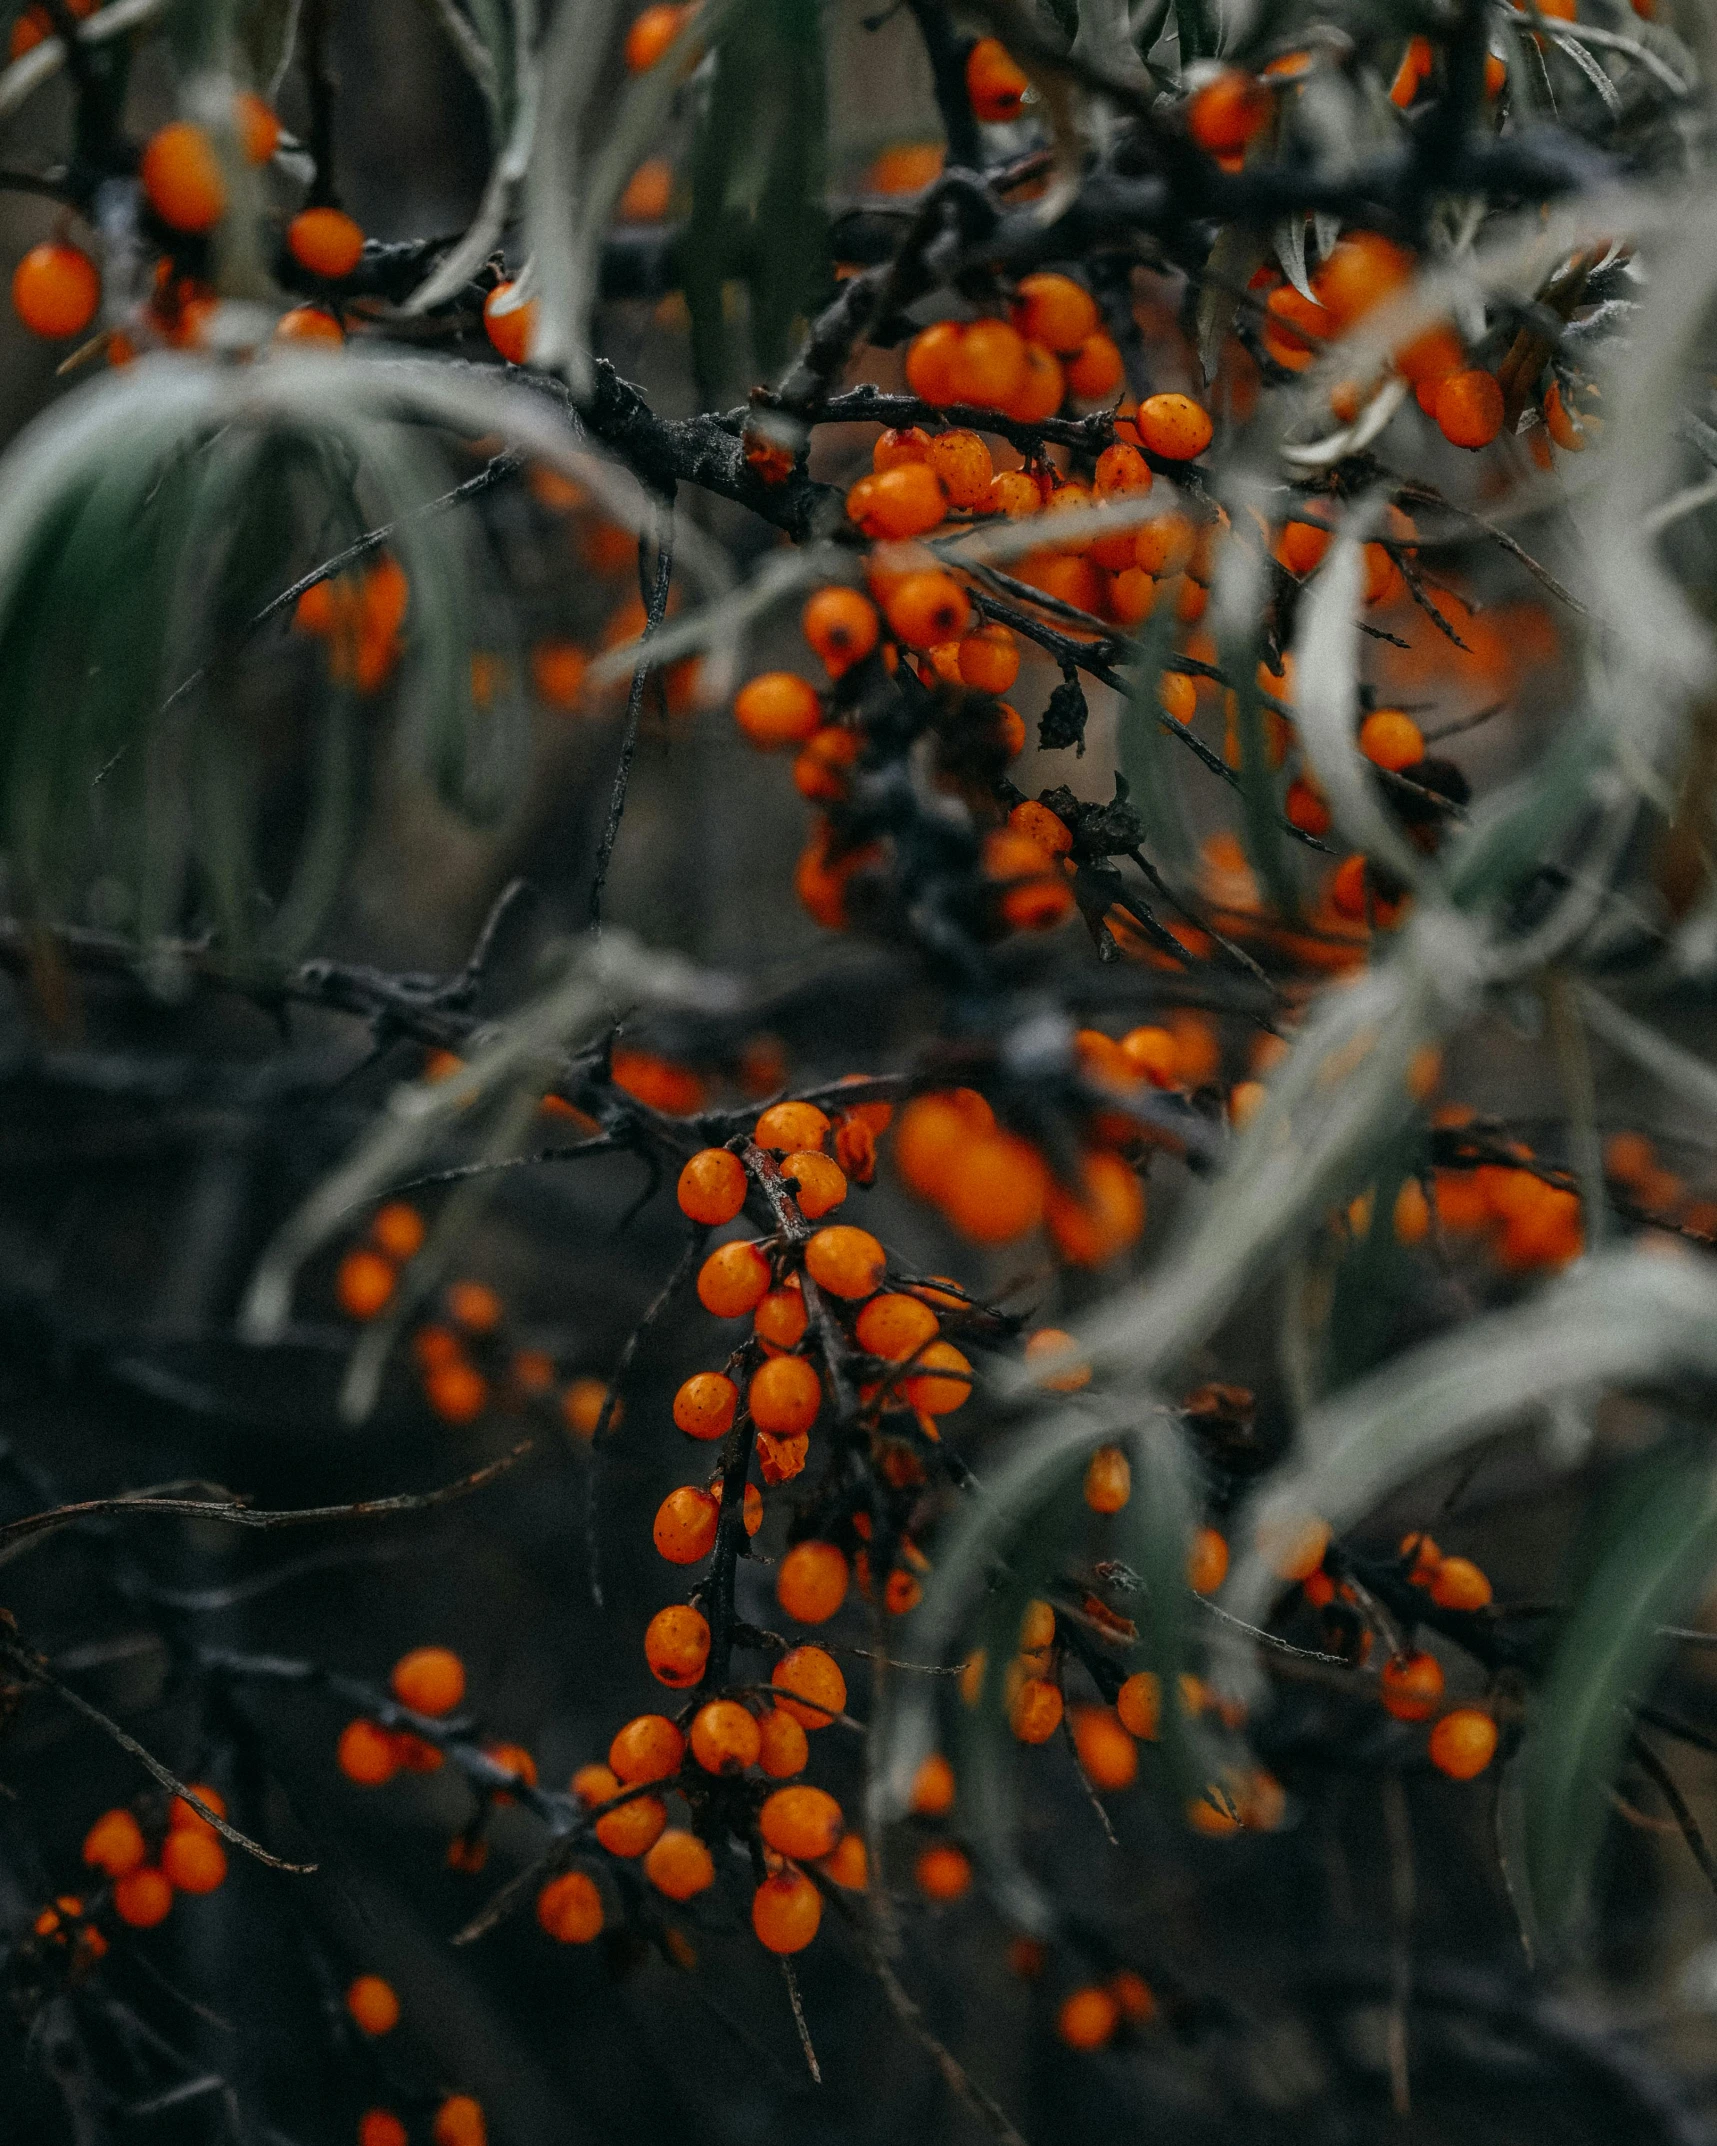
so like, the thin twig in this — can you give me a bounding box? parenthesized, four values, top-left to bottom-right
(590, 504, 675, 931)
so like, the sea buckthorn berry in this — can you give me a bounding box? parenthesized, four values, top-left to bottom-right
(371, 1201, 425, 1260)
(646, 1827, 715, 1900)
(274, 304, 343, 345)
(12, 242, 99, 339)
(432, 2097, 486, 2146)
(905, 319, 963, 405)
(618, 156, 673, 222)
(754, 1100, 830, 1151)
(1396, 320, 1464, 387)
(752, 1869, 823, 1953)
(804, 1223, 886, 1297)
(989, 468, 1044, 518)
(653, 1485, 720, 1564)
(940, 1130, 1050, 1243)
(1012, 272, 1098, 354)
(336, 1246, 395, 1320)
(916, 1843, 972, 1900)
(1135, 513, 1194, 576)
(1545, 378, 1593, 451)
(1136, 393, 1213, 461)
(1285, 774, 1332, 836)
(821, 1833, 868, 1889)
(754, 1281, 809, 1352)
(1065, 332, 1124, 402)
(772, 1645, 846, 1728)
(612, 1048, 705, 1114)
(1010, 1676, 1064, 1744)
(1434, 368, 1504, 449)
(1084, 1444, 1131, 1513)
(1110, 1969, 1155, 2023)
(1256, 1513, 1331, 1583)
(645, 1605, 711, 1688)
(929, 429, 995, 508)
(392, 1647, 465, 1716)
(1116, 1671, 1160, 1740)
(677, 1147, 747, 1224)
(1023, 1327, 1090, 1392)
(1095, 443, 1152, 499)
(338, 1719, 399, 1785)
(361, 2113, 409, 2146)
(1118, 1025, 1178, 1088)
(1185, 1524, 1229, 1595)
(949, 319, 1029, 411)
(625, 2, 692, 69)
(1009, 801, 1072, 857)
(794, 725, 861, 802)
(895, 1091, 988, 1198)
(447, 1280, 501, 1335)
(572, 1762, 620, 1808)
(1004, 346, 1063, 429)
(690, 1699, 763, 1774)
(966, 35, 1028, 121)
(1277, 520, 1331, 575)
(84, 1807, 147, 1878)
(1429, 1707, 1498, 1780)
(537, 1869, 603, 1941)
(1188, 68, 1270, 153)
(1330, 853, 1371, 920)
(1314, 231, 1412, 327)
(1046, 1150, 1146, 1267)
(749, 1354, 822, 1436)
(859, 460, 947, 538)
(904, 1340, 972, 1414)
(855, 1291, 940, 1362)
(346, 1975, 400, 2036)
(595, 1793, 667, 1857)
(734, 671, 821, 749)
(560, 1377, 614, 1440)
(911, 1752, 956, 1815)
(760, 1784, 843, 1859)
(1059, 1985, 1119, 2049)
(288, 207, 364, 279)
(697, 1240, 772, 1317)
(1359, 709, 1425, 772)
(777, 1540, 849, 1623)
(883, 569, 971, 650)
(874, 426, 932, 471)
(758, 1707, 810, 1777)
(114, 1867, 174, 1928)
(779, 1149, 847, 1218)
(802, 586, 879, 675)
(959, 622, 1021, 693)
(1261, 284, 1329, 371)
(1071, 1704, 1139, 1790)
(161, 1829, 226, 1893)
(1430, 1555, 1492, 1610)
(142, 122, 226, 232)
(1381, 1650, 1445, 1722)
(236, 91, 280, 163)
(482, 280, 535, 363)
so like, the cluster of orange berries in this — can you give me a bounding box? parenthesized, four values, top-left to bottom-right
(337, 1645, 480, 1788)
(79, 1783, 230, 1929)
(293, 552, 410, 694)
(1428, 1108, 1586, 1271)
(343, 1974, 490, 2145)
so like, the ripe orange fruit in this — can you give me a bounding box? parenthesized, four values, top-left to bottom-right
(1187, 68, 1270, 154)
(1428, 1707, 1498, 1779)
(1359, 708, 1425, 771)
(1135, 393, 1214, 460)
(1011, 272, 1097, 354)
(432, 2096, 487, 2146)
(11, 242, 99, 339)
(915, 1843, 973, 1900)
(772, 1644, 846, 1728)
(274, 304, 344, 345)
(734, 671, 822, 748)
(1116, 1671, 1160, 1740)
(594, 1793, 666, 1857)
(760, 1784, 843, 1859)
(752, 1869, 823, 1953)
(82, 1808, 146, 1878)
(236, 91, 280, 164)
(653, 1485, 720, 1564)
(911, 1752, 956, 1815)
(113, 1867, 173, 1928)
(1380, 1650, 1445, 1722)
(882, 569, 971, 650)
(360, 2113, 409, 2146)
(142, 123, 226, 232)
(1083, 1444, 1131, 1513)
(804, 1224, 886, 1298)
(160, 1829, 226, 1893)
(779, 1148, 847, 1218)
(1434, 368, 1504, 449)
(346, 1975, 400, 2035)
(749, 1354, 822, 1436)
(624, 2, 692, 69)
(371, 1201, 425, 1260)
(645, 1828, 715, 1899)
(754, 1281, 809, 1353)
(1009, 1676, 1064, 1743)
(965, 36, 1028, 121)
(1057, 1985, 1119, 2049)
(483, 281, 535, 364)
(697, 1239, 772, 1317)
(1256, 1513, 1331, 1583)
(1188, 1526, 1229, 1595)
(1045, 1151, 1145, 1266)
(537, 1869, 603, 1941)
(777, 1540, 849, 1623)
(758, 1707, 810, 1778)
(689, 1699, 763, 1774)
(609, 1713, 685, 1784)
(677, 1147, 748, 1224)
(392, 1647, 465, 1716)
(1065, 332, 1124, 402)
(1070, 1704, 1138, 1790)
(854, 1291, 940, 1362)
(802, 586, 879, 675)
(1430, 1555, 1492, 1610)
(903, 1339, 971, 1414)
(336, 1246, 395, 1320)
(1314, 231, 1412, 327)
(287, 206, 365, 279)
(338, 1719, 399, 1785)
(644, 1604, 710, 1687)
(905, 319, 963, 404)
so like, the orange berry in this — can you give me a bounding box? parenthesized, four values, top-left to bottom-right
(857, 460, 947, 538)
(911, 1752, 956, 1815)
(645, 1604, 711, 1688)
(955, 622, 1020, 694)
(874, 426, 932, 471)
(624, 2, 691, 69)
(735, 671, 822, 749)
(1058, 1985, 1119, 2049)
(904, 320, 964, 405)
(113, 1867, 174, 1928)
(777, 1540, 849, 1623)
(1261, 284, 1330, 371)
(1083, 1443, 1131, 1513)
(989, 469, 1045, 520)
(1065, 332, 1123, 402)
(949, 320, 1029, 411)
(772, 1644, 846, 1728)
(643, 1827, 714, 1901)
(966, 36, 1028, 122)
(1009, 801, 1073, 858)
(697, 1240, 772, 1317)
(1012, 271, 1098, 353)
(1071, 1704, 1139, 1790)
(392, 1647, 465, 1716)
(940, 1131, 1049, 1243)
(571, 1762, 620, 1809)
(483, 280, 535, 364)
(236, 91, 280, 164)
(1116, 1671, 1160, 1740)
(1314, 231, 1413, 327)
(1277, 520, 1331, 575)
(287, 206, 364, 279)
(1396, 320, 1464, 387)
(820, 1832, 869, 1889)
(928, 428, 995, 509)
(595, 1792, 666, 1857)
(1434, 368, 1504, 450)
(758, 1707, 810, 1778)
(760, 1783, 844, 1859)
(160, 1828, 226, 1893)
(346, 1974, 400, 2035)
(1359, 708, 1424, 771)
(1285, 775, 1331, 836)
(446, 1280, 501, 1334)
(370, 1201, 425, 1261)
(1257, 1513, 1331, 1583)
(779, 1149, 847, 1219)
(1428, 1707, 1497, 1780)
(1110, 1969, 1155, 2023)
(1544, 379, 1590, 452)
(1046, 1151, 1145, 1266)
(432, 2097, 486, 2146)
(903, 1339, 971, 1414)
(1329, 853, 1372, 920)
(854, 1291, 940, 1362)
(1380, 1650, 1445, 1722)
(752, 1869, 822, 1953)
(336, 1246, 395, 1321)
(142, 122, 226, 233)
(883, 569, 971, 650)
(803, 1223, 886, 1298)
(11, 242, 99, 339)
(274, 304, 343, 345)
(1135, 393, 1213, 460)
(690, 1698, 763, 1774)
(1188, 1526, 1229, 1594)
(1010, 1676, 1064, 1743)
(537, 1869, 603, 1941)
(754, 1281, 809, 1352)
(754, 1100, 830, 1152)
(605, 1721, 683, 1800)
(617, 156, 673, 222)
(338, 1719, 399, 1785)
(1094, 443, 1152, 501)
(1135, 513, 1194, 576)
(361, 2114, 409, 2146)
(749, 1354, 822, 1436)
(653, 1485, 720, 1564)
(1188, 68, 1270, 153)
(83, 1808, 146, 1878)
(1430, 1555, 1492, 1610)
(1022, 1328, 1090, 1393)
(677, 1147, 748, 1225)
(915, 1843, 972, 1899)
(172, 1782, 228, 1832)
(802, 586, 879, 675)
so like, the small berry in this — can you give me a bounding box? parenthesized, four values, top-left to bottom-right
(1070, 1705, 1138, 1790)
(752, 1869, 822, 1953)
(1116, 1671, 1160, 1740)
(432, 2094, 487, 2146)
(903, 1339, 971, 1414)
(915, 1843, 972, 1899)
(758, 1707, 810, 1777)
(160, 1829, 226, 1894)
(1380, 1651, 1445, 1722)
(803, 1224, 886, 1298)
(82, 1808, 146, 1878)
(537, 1870, 603, 1941)
(645, 1828, 715, 1899)
(391, 1647, 465, 1716)
(288, 207, 364, 279)
(1058, 1985, 1119, 2050)
(372, 1201, 426, 1260)
(360, 2114, 409, 2146)
(1359, 709, 1425, 771)
(1434, 368, 1504, 450)
(594, 1793, 666, 1857)
(610, 1714, 685, 1783)
(483, 281, 535, 364)
(236, 92, 280, 164)
(1065, 332, 1124, 402)
(1429, 1707, 1498, 1780)
(677, 1147, 748, 1224)
(645, 1604, 711, 1687)
(274, 304, 343, 345)
(1135, 393, 1213, 460)
(346, 1975, 400, 2035)
(779, 1148, 847, 1218)
(447, 1280, 502, 1334)
(653, 1485, 720, 1564)
(113, 1867, 173, 1928)
(882, 569, 971, 650)
(11, 242, 99, 339)
(142, 123, 226, 233)
(855, 1291, 939, 1362)
(802, 586, 879, 675)
(1187, 68, 1270, 154)
(1430, 1555, 1492, 1610)
(777, 1540, 849, 1623)
(338, 1720, 400, 1785)
(754, 1282, 809, 1352)
(911, 1753, 956, 1815)
(1083, 1444, 1131, 1513)
(965, 37, 1028, 123)
(624, 3, 692, 70)
(697, 1239, 772, 1317)
(760, 1784, 843, 1858)
(749, 1354, 822, 1436)
(735, 671, 822, 748)
(1009, 1677, 1064, 1744)
(1011, 272, 1097, 354)
(690, 1699, 763, 1774)
(772, 1645, 846, 1728)
(336, 1246, 395, 1320)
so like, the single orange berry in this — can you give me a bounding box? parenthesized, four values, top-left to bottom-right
(432, 2095, 487, 2146)
(645, 1828, 715, 1899)
(1188, 1526, 1229, 1594)
(749, 1354, 822, 1436)
(1116, 1671, 1160, 1740)
(392, 1647, 465, 1717)
(915, 1843, 973, 1900)
(1434, 368, 1504, 450)
(338, 1719, 399, 1785)
(1058, 1985, 1119, 2050)
(336, 1246, 395, 1321)
(697, 1239, 772, 1317)
(274, 304, 344, 345)
(11, 242, 99, 339)
(625, 2, 692, 70)
(1428, 1707, 1498, 1780)
(758, 1707, 810, 1777)
(83, 1808, 146, 1878)
(1285, 774, 1332, 836)
(537, 1869, 603, 1941)
(371, 1201, 426, 1260)
(288, 206, 364, 279)
(532, 639, 589, 708)
(1313, 231, 1413, 327)
(760, 1784, 844, 1859)
(560, 1376, 612, 1440)
(1071, 1704, 1139, 1790)
(882, 569, 971, 650)
(346, 1974, 401, 2035)
(948, 319, 1029, 411)
(1188, 68, 1270, 153)
(856, 460, 947, 537)
(966, 36, 1028, 122)
(446, 1279, 502, 1334)
(113, 1867, 174, 1928)
(779, 1149, 847, 1218)
(803, 1223, 886, 1298)
(644, 1604, 711, 1687)
(1135, 393, 1213, 460)
(609, 1713, 685, 1784)
(754, 1281, 809, 1353)
(1256, 1513, 1331, 1583)
(653, 1485, 720, 1564)
(1065, 332, 1124, 402)
(1083, 1444, 1132, 1513)
(1010, 1676, 1064, 1744)
(802, 586, 879, 675)
(1430, 1555, 1492, 1610)
(1359, 708, 1425, 772)
(777, 1540, 849, 1623)
(734, 671, 822, 748)
(1045, 1150, 1146, 1267)
(854, 1292, 940, 1362)
(1380, 1650, 1445, 1722)
(1110, 1968, 1156, 2023)
(690, 1699, 763, 1774)
(928, 428, 995, 508)
(483, 281, 536, 364)
(142, 122, 227, 233)
(957, 622, 1020, 694)
(594, 1792, 666, 1857)
(752, 1869, 823, 1953)
(236, 91, 280, 164)
(911, 1752, 956, 1815)
(904, 319, 964, 405)
(1011, 272, 1097, 354)
(940, 1130, 1050, 1243)
(360, 2113, 410, 2146)
(772, 1645, 846, 1729)
(677, 1147, 748, 1225)
(160, 1829, 226, 1894)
